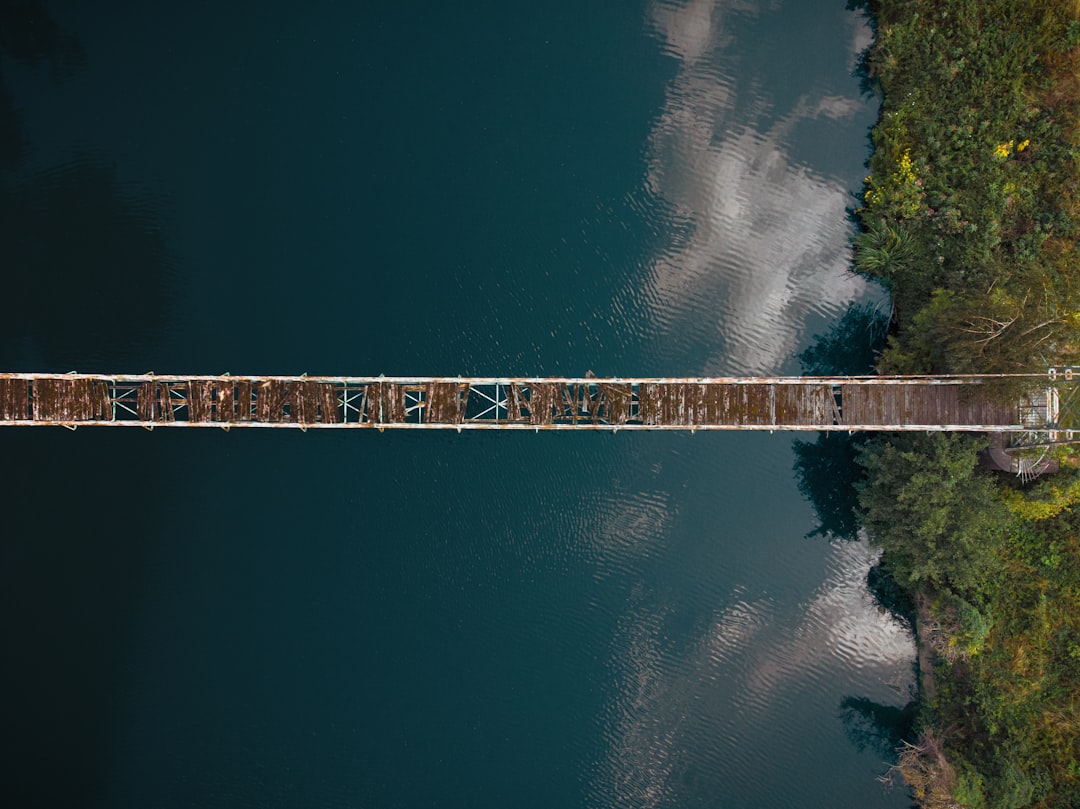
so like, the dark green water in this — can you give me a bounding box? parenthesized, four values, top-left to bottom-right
(1, 2, 914, 806)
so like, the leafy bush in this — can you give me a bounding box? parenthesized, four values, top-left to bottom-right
(858, 0, 1080, 373)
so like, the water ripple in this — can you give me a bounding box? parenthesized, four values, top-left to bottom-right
(623, 0, 884, 377)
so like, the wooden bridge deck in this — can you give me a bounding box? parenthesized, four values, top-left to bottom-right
(0, 373, 1059, 432)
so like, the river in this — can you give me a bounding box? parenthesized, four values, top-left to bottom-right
(0, 1, 915, 806)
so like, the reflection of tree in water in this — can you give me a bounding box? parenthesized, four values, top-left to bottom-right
(0, 1, 171, 368)
(0, 1, 84, 70)
(793, 302, 888, 539)
(0, 158, 173, 366)
(866, 558, 916, 631)
(0, 71, 21, 170)
(0, 6, 169, 807)
(793, 430, 869, 539)
(798, 301, 888, 378)
(0, 0, 86, 169)
(839, 695, 916, 758)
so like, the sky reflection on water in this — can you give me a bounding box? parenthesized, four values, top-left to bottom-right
(634, 0, 883, 376)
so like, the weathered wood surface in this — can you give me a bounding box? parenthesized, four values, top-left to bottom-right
(0, 378, 30, 420)
(841, 383, 1017, 427)
(0, 373, 1053, 431)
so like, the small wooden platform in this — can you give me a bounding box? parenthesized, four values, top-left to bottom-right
(0, 373, 1055, 432)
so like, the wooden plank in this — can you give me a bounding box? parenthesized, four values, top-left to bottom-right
(882, 385, 900, 424)
(255, 380, 272, 422)
(732, 384, 747, 425)
(137, 381, 154, 420)
(371, 381, 387, 423)
(679, 383, 692, 424)
(32, 379, 59, 421)
(459, 385, 470, 422)
(235, 380, 253, 422)
(67, 379, 85, 420)
(842, 384, 870, 425)
(311, 381, 329, 423)
(66, 379, 83, 420)
(73, 379, 89, 420)
(188, 380, 213, 422)
(561, 384, 579, 425)
(839, 384, 858, 424)
(424, 382, 459, 424)
(319, 382, 340, 424)
(734, 384, 751, 425)
(710, 383, 726, 424)
(639, 383, 658, 425)
(529, 383, 558, 425)
(0, 379, 29, 420)
(699, 383, 715, 423)
(364, 382, 385, 423)
(657, 383, 670, 423)
(828, 387, 843, 425)
(423, 382, 439, 423)
(581, 383, 597, 423)
(741, 383, 773, 426)
(384, 382, 406, 423)
(292, 380, 317, 425)
(156, 382, 174, 422)
(288, 381, 305, 424)
(215, 380, 235, 422)
(0, 379, 11, 420)
(90, 380, 109, 420)
(775, 384, 801, 424)
(449, 383, 466, 424)
(506, 383, 522, 422)
(71, 379, 87, 420)
(83, 380, 99, 420)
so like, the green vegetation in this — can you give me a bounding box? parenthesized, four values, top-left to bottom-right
(856, 436, 1080, 807)
(847, 1, 1080, 806)
(859, 0, 1080, 374)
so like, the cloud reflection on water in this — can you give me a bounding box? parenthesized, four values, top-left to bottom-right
(591, 538, 914, 808)
(634, 0, 878, 375)
(589, 2, 911, 805)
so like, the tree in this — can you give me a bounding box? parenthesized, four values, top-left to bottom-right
(855, 433, 1007, 598)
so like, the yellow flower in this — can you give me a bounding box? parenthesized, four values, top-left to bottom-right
(1017, 139, 1030, 152)
(994, 141, 1014, 159)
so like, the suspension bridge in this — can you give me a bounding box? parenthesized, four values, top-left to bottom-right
(0, 372, 1075, 440)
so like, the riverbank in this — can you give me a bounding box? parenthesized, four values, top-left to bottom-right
(852, 1, 1080, 806)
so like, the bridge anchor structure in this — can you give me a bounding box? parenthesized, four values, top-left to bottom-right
(0, 373, 1075, 441)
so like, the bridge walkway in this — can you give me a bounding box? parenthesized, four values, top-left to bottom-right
(0, 373, 1062, 433)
